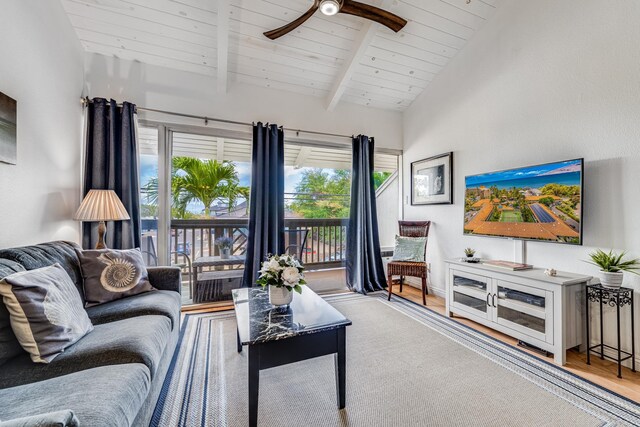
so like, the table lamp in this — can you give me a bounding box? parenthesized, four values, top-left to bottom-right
(74, 189, 130, 249)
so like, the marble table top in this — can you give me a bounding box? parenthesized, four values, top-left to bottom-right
(232, 287, 352, 346)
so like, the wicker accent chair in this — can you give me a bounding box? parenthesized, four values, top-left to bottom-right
(387, 221, 431, 305)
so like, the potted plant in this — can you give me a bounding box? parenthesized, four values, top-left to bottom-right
(464, 248, 476, 258)
(587, 249, 640, 288)
(257, 254, 306, 307)
(215, 236, 234, 259)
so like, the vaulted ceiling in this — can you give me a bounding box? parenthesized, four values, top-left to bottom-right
(61, 0, 501, 111)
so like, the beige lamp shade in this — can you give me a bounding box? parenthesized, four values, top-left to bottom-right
(73, 189, 130, 222)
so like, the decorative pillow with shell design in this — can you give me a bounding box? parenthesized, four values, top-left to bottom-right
(0, 264, 94, 363)
(76, 248, 155, 307)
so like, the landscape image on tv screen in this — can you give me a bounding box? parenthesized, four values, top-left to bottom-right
(464, 159, 582, 244)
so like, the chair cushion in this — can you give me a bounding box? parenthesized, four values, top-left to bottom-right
(0, 315, 171, 388)
(86, 290, 180, 329)
(0, 241, 84, 299)
(0, 364, 150, 427)
(76, 248, 155, 307)
(0, 264, 93, 363)
(391, 235, 427, 262)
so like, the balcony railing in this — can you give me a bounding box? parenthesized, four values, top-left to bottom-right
(152, 218, 348, 269)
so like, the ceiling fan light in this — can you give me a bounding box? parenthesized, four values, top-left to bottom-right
(319, 0, 340, 16)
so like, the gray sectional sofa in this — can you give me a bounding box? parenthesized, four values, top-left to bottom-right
(0, 241, 181, 427)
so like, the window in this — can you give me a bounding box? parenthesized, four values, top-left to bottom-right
(138, 126, 159, 266)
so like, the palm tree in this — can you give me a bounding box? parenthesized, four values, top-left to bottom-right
(224, 181, 251, 215)
(143, 157, 250, 218)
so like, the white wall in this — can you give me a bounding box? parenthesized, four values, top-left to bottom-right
(83, 53, 403, 149)
(403, 0, 640, 364)
(0, 1, 84, 248)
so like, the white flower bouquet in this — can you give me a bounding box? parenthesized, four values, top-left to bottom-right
(256, 253, 306, 294)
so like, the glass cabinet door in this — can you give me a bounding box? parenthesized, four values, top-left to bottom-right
(495, 280, 553, 344)
(450, 271, 490, 319)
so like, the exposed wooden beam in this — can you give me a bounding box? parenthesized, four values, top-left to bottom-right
(216, 137, 225, 161)
(325, 0, 393, 111)
(217, 0, 230, 93)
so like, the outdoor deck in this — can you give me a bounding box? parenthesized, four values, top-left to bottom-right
(140, 217, 349, 306)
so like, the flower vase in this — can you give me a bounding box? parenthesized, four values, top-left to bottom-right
(269, 285, 293, 307)
(220, 248, 230, 260)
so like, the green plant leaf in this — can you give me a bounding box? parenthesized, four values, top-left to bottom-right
(587, 249, 640, 273)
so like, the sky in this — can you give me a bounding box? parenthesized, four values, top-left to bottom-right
(465, 159, 582, 187)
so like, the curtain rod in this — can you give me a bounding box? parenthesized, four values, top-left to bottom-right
(81, 97, 355, 140)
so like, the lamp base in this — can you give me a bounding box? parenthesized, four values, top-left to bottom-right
(96, 221, 107, 249)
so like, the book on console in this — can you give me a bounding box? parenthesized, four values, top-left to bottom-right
(483, 260, 533, 271)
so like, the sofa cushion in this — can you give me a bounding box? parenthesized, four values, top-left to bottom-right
(86, 290, 180, 329)
(0, 260, 26, 367)
(0, 264, 93, 363)
(0, 242, 84, 300)
(76, 248, 155, 307)
(0, 410, 79, 427)
(0, 315, 171, 388)
(0, 364, 150, 427)
(0, 259, 26, 281)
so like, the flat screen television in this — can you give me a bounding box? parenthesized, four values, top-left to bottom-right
(464, 159, 583, 245)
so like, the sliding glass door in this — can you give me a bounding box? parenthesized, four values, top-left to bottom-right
(139, 122, 401, 306)
(283, 142, 400, 295)
(283, 142, 351, 294)
(169, 132, 251, 306)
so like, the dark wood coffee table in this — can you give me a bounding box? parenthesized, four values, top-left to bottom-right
(232, 287, 352, 427)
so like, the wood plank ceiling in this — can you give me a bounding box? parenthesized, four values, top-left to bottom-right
(61, 0, 501, 111)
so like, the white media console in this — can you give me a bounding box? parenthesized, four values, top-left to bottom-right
(445, 259, 592, 365)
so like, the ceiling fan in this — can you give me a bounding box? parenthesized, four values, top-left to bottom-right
(264, 0, 407, 40)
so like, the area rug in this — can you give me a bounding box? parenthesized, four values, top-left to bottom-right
(151, 293, 640, 426)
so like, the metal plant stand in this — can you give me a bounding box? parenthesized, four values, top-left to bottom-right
(586, 284, 635, 378)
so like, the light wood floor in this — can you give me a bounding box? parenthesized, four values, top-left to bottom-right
(394, 285, 640, 403)
(182, 285, 640, 403)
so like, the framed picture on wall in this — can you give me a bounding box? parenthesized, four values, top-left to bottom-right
(411, 152, 453, 205)
(0, 91, 17, 165)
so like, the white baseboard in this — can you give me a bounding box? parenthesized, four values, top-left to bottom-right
(430, 286, 446, 299)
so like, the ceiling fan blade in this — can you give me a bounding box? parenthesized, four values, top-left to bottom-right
(264, 1, 320, 40)
(340, 0, 407, 32)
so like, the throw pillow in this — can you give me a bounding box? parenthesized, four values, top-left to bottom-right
(392, 235, 427, 262)
(76, 248, 155, 307)
(0, 264, 93, 363)
(0, 259, 27, 367)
